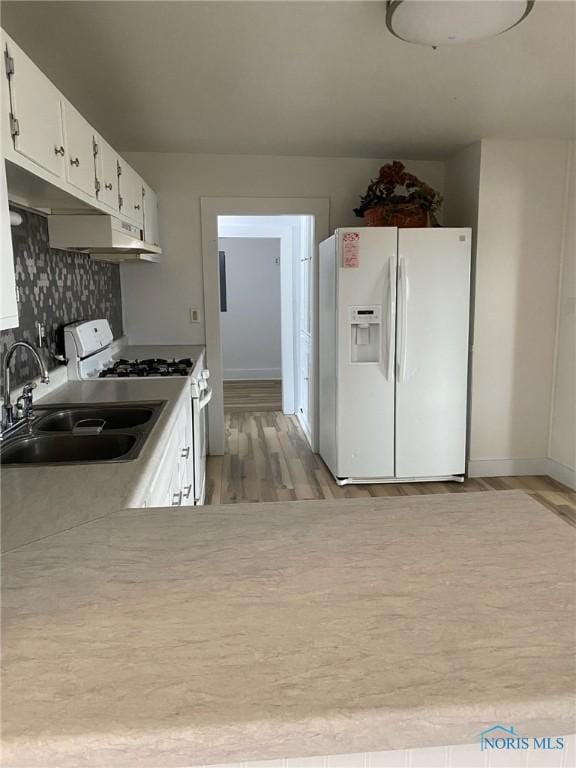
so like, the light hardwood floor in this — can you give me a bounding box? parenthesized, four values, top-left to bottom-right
(205, 410, 576, 527)
(223, 380, 282, 412)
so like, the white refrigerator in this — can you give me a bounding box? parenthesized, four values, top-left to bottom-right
(319, 227, 471, 484)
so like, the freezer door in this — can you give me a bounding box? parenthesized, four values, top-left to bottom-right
(336, 227, 397, 479)
(395, 228, 471, 478)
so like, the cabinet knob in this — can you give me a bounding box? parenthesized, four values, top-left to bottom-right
(183, 484, 193, 500)
(54, 145, 65, 157)
(134, 204, 141, 211)
(172, 491, 183, 506)
(70, 157, 80, 167)
(105, 182, 113, 191)
(181, 446, 190, 459)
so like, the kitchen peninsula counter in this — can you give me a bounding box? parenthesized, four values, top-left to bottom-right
(2, 490, 574, 767)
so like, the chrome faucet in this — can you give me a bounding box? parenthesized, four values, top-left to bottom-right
(2, 341, 50, 431)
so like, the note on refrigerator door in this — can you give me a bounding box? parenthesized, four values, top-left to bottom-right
(342, 232, 360, 268)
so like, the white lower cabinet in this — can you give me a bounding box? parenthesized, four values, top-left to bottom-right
(145, 395, 194, 508)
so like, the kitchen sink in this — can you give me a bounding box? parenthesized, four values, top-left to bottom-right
(36, 405, 156, 432)
(1, 433, 139, 465)
(0, 400, 165, 466)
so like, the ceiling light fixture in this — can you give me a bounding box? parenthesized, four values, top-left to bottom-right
(385, 0, 535, 48)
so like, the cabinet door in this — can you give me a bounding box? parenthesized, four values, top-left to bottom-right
(180, 398, 194, 505)
(118, 160, 143, 228)
(1, 159, 18, 330)
(94, 137, 119, 212)
(4, 39, 65, 179)
(62, 101, 97, 198)
(142, 181, 160, 246)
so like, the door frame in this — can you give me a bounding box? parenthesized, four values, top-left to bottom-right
(201, 197, 330, 455)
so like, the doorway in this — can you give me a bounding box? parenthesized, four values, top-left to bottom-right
(219, 234, 282, 411)
(200, 198, 330, 455)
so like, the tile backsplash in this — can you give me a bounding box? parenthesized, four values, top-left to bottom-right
(0, 209, 123, 394)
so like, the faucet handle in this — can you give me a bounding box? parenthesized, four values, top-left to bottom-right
(17, 382, 37, 420)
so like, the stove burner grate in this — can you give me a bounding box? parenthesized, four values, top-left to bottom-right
(98, 357, 194, 378)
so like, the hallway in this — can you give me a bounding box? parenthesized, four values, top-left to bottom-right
(205, 410, 576, 526)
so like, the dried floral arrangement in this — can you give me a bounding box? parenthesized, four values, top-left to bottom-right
(354, 161, 443, 224)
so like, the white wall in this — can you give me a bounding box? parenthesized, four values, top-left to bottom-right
(120, 153, 445, 344)
(443, 142, 482, 236)
(219, 237, 281, 380)
(468, 140, 572, 473)
(548, 142, 575, 486)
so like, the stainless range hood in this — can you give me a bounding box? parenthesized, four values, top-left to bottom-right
(48, 214, 161, 262)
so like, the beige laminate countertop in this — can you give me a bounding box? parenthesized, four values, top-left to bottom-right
(2, 490, 575, 767)
(1, 345, 204, 552)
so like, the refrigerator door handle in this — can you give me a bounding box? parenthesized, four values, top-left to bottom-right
(397, 257, 409, 382)
(386, 256, 396, 381)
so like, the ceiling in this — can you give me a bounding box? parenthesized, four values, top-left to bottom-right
(2, 1, 574, 159)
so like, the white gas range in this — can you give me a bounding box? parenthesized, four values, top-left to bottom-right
(63, 319, 211, 505)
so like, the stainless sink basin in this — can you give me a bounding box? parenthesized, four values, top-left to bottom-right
(1, 433, 139, 465)
(0, 400, 165, 466)
(36, 405, 156, 432)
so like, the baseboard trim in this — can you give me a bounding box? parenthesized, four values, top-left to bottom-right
(468, 457, 576, 490)
(546, 458, 576, 490)
(468, 457, 549, 478)
(223, 369, 281, 380)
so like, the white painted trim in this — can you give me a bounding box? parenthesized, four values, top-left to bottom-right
(467, 457, 549, 478)
(201, 197, 330, 455)
(189, 734, 576, 768)
(297, 412, 312, 446)
(468, 456, 575, 489)
(546, 458, 576, 490)
(223, 369, 281, 381)
(547, 141, 574, 457)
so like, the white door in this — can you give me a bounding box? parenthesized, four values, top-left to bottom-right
(62, 101, 97, 198)
(336, 227, 397, 479)
(395, 228, 471, 478)
(297, 336, 311, 436)
(142, 181, 159, 246)
(95, 137, 119, 212)
(4, 38, 65, 179)
(297, 231, 312, 437)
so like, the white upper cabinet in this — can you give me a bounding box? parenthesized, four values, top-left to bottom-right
(142, 181, 160, 247)
(62, 101, 97, 198)
(94, 136, 119, 213)
(118, 160, 143, 228)
(1, 29, 161, 253)
(3, 37, 65, 180)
